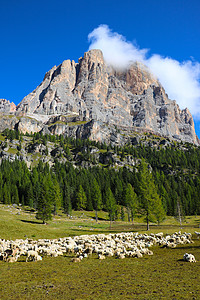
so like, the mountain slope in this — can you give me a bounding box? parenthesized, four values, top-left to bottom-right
(1, 49, 199, 145)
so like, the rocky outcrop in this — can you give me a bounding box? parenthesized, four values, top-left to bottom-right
(0, 99, 16, 113)
(0, 115, 18, 132)
(3, 49, 199, 145)
(16, 117, 45, 134)
(130, 86, 197, 144)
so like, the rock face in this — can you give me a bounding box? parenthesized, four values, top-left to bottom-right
(3, 49, 199, 144)
(0, 115, 18, 132)
(0, 99, 16, 113)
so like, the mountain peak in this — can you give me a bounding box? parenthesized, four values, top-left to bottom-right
(2, 50, 198, 145)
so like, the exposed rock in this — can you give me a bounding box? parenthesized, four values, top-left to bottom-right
(0, 99, 16, 113)
(26, 142, 47, 155)
(16, 117, 45, 134)
(0, 49, 197, 145)
(0, 115, 18, 132)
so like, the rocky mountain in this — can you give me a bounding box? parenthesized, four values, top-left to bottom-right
(0, 49, 199, 145)
(0, 99, 16, 113)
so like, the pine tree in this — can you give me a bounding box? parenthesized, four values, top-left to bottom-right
(106, 188, 116, 228)
(138, 159, 165, 230)
(124, 183, 137, 223)
(51, 177, 62, 215)
(115, 205, 120, 220)
(3, 183, 11, 204)
(154, 197, 166, 225)
(91, 178, 102, 222)
(0, 172, 3, 202)
(12, 185, 19, 205)
(26, 182, 34, 208)
(114, 177, 123, 204)
(36, 178, 52, 224)
(175, 197, 185, 226)
(63, 183, 72, 215)
(120, 206, 125, 221)
(76, 185, 87, 210)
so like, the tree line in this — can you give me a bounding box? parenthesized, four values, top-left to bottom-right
(1, 129, 200, 227)
(0, 158, 165, 228)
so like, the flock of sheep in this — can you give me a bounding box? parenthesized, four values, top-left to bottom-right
(0, 231, 197, 263)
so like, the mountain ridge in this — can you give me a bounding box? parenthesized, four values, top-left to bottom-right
(0, 49, 199, 145)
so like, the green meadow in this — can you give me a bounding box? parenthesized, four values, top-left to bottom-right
(0, 204, 200, 299)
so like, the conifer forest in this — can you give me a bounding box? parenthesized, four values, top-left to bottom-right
(0, 129, 200, 225)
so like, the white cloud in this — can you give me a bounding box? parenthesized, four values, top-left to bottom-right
(88, 25, 147, 69)
(88, 25, 200, 118)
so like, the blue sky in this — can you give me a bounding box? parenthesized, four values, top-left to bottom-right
(1, 0, 200, 136)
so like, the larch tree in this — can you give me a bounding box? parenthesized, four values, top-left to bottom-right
(106, 188, 116, 228)
(3, 183, 11, 204)
(153, 196, 166, 225)
(12, 184, 19, 205)
(124, 183, 137, 223)
(26, 182, 34, 208)
(138, 159, 165, 230)
(91, 178, 102, 222)
(175, 197, 185, 226)
(120, 206, 125, 221)
(63, 182, 72, 215)
(50, 176, 62, 215)
(76, 185, 87, 210)
(36, 177, 52, 224)
(0, 173, 3, 201)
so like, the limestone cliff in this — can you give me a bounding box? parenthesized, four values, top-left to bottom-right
(6, 50, 200, 144)
(0, 99, 16, 113)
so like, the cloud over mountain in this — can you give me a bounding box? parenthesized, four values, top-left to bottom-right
(88, 25, 200, 117)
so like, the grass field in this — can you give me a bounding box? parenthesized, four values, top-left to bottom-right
(0, 204, 200, 299)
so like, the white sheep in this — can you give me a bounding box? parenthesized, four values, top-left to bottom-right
(6, 256, 18, 263)
(194, 231, 200, 238)
(183, 253, 196, 263)
(71, 257, 81, 263)
(26, 250, 40, 262)
(98, 254, 106, 260)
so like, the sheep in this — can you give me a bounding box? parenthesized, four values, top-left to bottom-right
(194, 231, 200, 238)
(146, 250, 153, 255)
(0, 231, 194, 264)
(26, 250, 40, 262)
(183, 253, 196, 263)
(35, 255, 42, 261)
(6, 256, 18, 263)
(117, 253, 125, 259)
(135, 251, 143, 258)
(98, 254, 106, 260)
(50, 251, 58, 258)
(166, 242, 176, 248)
(71, 257, 81, 263)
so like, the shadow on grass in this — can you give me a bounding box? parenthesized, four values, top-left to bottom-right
(20, 219, 42, 225)
(177, 259, 185, 262)
(194, 219, 200, 225)
(69, 228, 113, 235)
(87, 215, 107, 221)
(24, 208, 35, 213)
(175, 245, 200, 250)
(91, 216, 107, 221)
